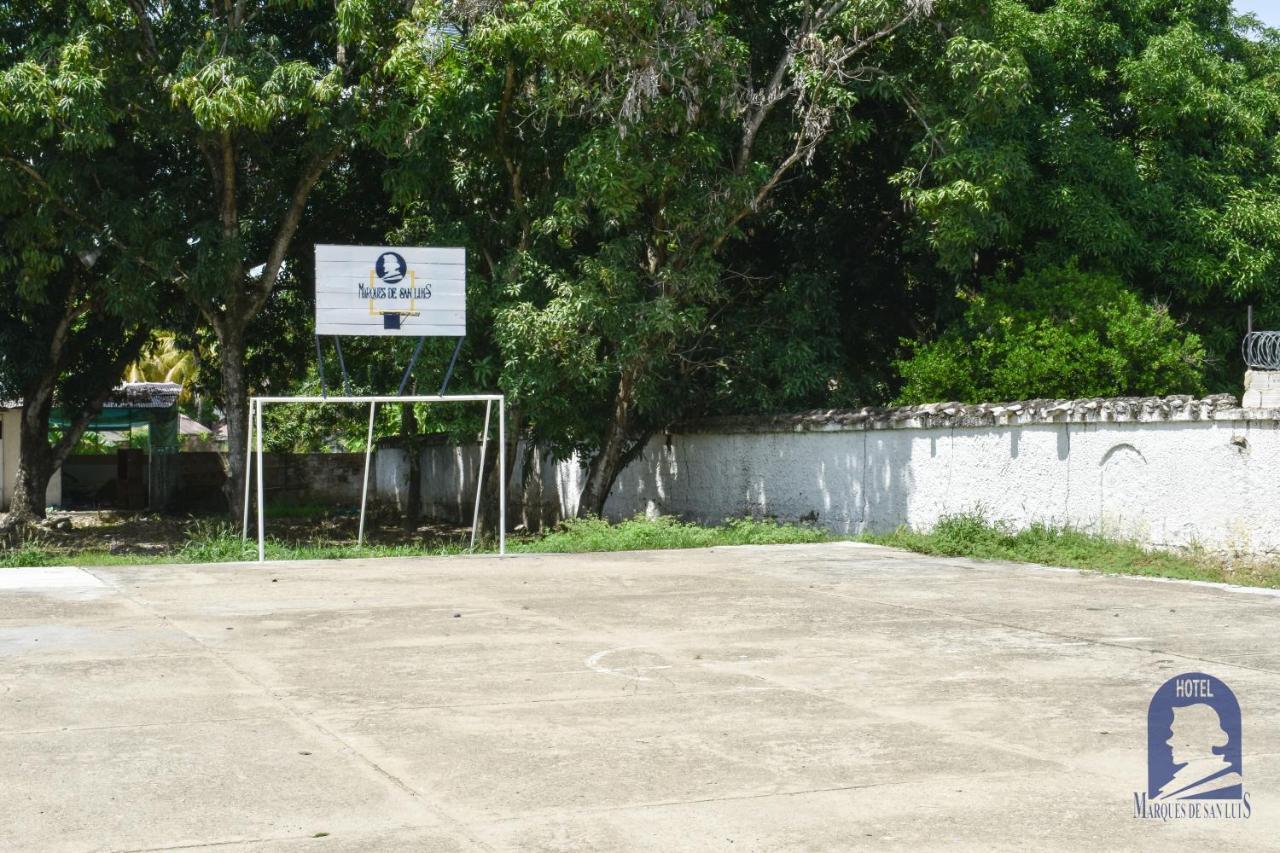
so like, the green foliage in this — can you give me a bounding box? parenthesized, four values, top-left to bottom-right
(517, 515, 829, 553)
(127, 427, 150, 451)
(864, 511, 1280, 587)
(394, 0, 935, 502)
(0, 525, 63, 565)
(8, 0, 1280, 508)
(55, 427, 149, 454)
(0, 514, 827, 566)
(259, 375, 385, 453)
(0, 0, 463, 516)
(72, 432, 113, 455)
(169, 523, 467, 564)
(707, 272, 860, 413)
(258, 355, 491, 453)
(126, 335, 199, 398)
(898, 0, 1280, 388)
(895, 266, 1207, 403)
(0, 10, 166, 471)
(170, 522, 253, 564)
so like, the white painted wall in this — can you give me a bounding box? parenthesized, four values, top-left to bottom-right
(0, 409, 62, 512)
(592, 419, 1280, 555)
(383, 400, 1280, 556)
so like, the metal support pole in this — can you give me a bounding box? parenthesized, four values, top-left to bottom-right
(242, 398, 255, 541)
(334, 335, 351, 396)
(439, 336, 465, 396)
(470, 399, 492, 549)
(256, 400, 265, 562)
(498, 395, 506, 556)
(398, 337, 427, 396)
(315, 335, 328, 399)
(1248, 305, 1254, 335)
(358, 401, 377, 546)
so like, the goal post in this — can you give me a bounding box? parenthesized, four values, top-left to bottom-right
(240, 393, 506, 562)
(234, 242, 501, 562)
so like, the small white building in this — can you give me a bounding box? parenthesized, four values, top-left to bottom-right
(0, 406, 62, 512)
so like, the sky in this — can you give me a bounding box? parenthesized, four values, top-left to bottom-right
(1235, 0, 1280, 27)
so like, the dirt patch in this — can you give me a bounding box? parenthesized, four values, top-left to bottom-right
(14, 508, 469, 557)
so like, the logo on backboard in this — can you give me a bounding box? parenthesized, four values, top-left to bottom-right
(375, 251, 407, 284)
(363, 251, 428, 329)
(1134, 672, 1250, 819)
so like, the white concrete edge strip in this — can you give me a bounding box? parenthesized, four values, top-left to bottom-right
(835, 540, 1280, 599)
(1119, 573, 1280, 598)
(0, 566, 107, 590)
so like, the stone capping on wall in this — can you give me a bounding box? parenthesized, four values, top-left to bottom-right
(674, 394, 1280, 435)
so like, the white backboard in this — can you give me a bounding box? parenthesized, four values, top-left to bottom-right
(315, 244, 466, 336)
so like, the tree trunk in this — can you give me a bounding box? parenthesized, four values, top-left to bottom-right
(477, 404, 522, 538)
(218, 325, 250, 520)
(576, 363, 641, 519)
(518, 439, 541, 533)
(3, 377, 106, 536)
(400, 398, 421, 533)
(1, 311, 146, 540)
(5, 402, 56, 529)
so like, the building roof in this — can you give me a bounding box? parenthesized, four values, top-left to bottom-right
(1, 382, 182, 412)
(178, 413, 211, 436)
(103, 382, 182, 410)
(1, 381, 183, 414)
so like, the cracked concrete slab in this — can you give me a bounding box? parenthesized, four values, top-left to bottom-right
(3, 543, 1279, 851)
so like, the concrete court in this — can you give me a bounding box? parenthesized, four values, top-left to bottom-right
(2, 543, 1280, 852)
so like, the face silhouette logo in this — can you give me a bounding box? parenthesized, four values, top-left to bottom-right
(1148, 673, 1242, 801)
(375, 251, 407, 284)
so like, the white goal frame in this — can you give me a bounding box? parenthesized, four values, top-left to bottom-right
(240, 394, 505, 562)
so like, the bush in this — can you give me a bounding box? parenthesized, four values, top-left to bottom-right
(895, 266, 1206, 404)
(176, 521, 255, 563)
(865, 512, 1248, 585)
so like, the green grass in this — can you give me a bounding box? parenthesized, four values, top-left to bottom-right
(509, 515, 829, 553)
(0, 514, 828, 567)
(863, 511, 1280, 589)
(12, 509, 1267, 590)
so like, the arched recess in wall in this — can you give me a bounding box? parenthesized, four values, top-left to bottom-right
(1099, 443, 1151, 540)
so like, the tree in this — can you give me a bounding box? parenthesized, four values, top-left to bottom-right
(0, 2, 167, 528)
(126, 335, 198, 398)
(0, 254, 154, 528)
(894, 265, 1207, 403)
(6, 0, 451, 519)
(898, 0, 1280, 390)
(396, 0, 936, 519)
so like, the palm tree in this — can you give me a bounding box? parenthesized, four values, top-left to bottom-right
(125, 334, 198, 404)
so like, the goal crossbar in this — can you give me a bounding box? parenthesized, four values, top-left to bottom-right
(241, 393, 505, 562)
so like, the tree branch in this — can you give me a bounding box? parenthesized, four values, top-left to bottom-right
(250, 143, 345, 315)
(23, 290, 94, 426)
(123, 0, 161, 65)
(736, 43, 798, 173)
(49, 328, 149, 468)
(219, 131, 237, 239)
(1, 157, 184, 284)
(719, 1, 928, 251)
(496, 61, 531, 249)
